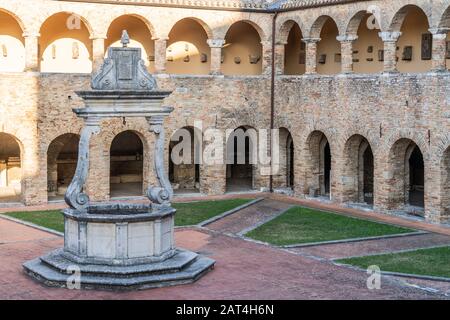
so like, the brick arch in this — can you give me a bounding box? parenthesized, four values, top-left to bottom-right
(387, 4, 431, 32)
(379, 129, 429, 161)
(0, 7, 25, 32)
(308, 15, 339, 39)
(106, 13, 156, 39)
(168, 17, 214, 40)
(0, 131, 24, 157)
(344, 9, 384, 37)
(221, 19, 266, 42)
(277, 18, 305, 44)
(38, 11, 94, 37)
(439, 5, 450, 29)
(335, 126, 380, 158)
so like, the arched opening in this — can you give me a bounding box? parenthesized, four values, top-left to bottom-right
(393, 6, 431, 73)
(351, 13, 384, 74)
(223, 21, 262, 75)
(0, 10, 25, 72)
(304, 131, 331, 198)
(284, 22, 305, 75)
(315, 17, 340, 75)
(341, 135, 374, 205)
(169, 126, 201, 194)
(440, 6, 450, 70)
(110, 131, 144, 198)
(226, 126, 257, 192)
(273, 128, 294, 191)
(39, 12, 92, 73)
(106, 15, 155, 72)
(166, 18, 210, 75)
(47, 133, 79, 201)
(0, 133, 21, 203)
(387, 139, 424, 215)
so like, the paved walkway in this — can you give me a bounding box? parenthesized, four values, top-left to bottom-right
(206, 199, 292, 235)
(1, 195, 450, 299)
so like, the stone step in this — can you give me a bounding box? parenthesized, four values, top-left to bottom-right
(39, 248, 199, 278)
(23, 254, 215, 290)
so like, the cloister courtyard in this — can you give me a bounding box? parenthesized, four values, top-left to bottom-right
(1, 193, 450, 299)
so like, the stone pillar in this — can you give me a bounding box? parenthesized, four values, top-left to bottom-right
(91, 36, 106, 72)
(260, 40, 273, 75)
(302, 38, 320, 75)
(154, 37, 168, 74)
(429, 28, 448, 72)
(379, 31, 402, 73)
(337, 35, 358, 74)
(207, 39, 225, 75)
(23, 32, 39, 72)
(274, 42, 287, 75)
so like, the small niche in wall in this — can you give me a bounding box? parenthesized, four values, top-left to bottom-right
(421, 33, 432, 60)
(52, 44, 57, 59)
(72, 42, 79, 59)
(148, 55, 155, 62)
(1, 44, 7, 57)
(167, 55, 173, 62)
(183, 55, 190, 62)
(318, 54, 326, 64)
(221, 53, 224, 63)
(249, 55, 260, 64)
(234, 56, 241, 64)
(334, 53, 341, 63)
(353, 58, 359, 63)
(200, 53, 207, 63)
(300, 41, 305, 51)
(378, 50, 384, 62)
(402, 46, 413, 61)
(367, 46, 373, 53)
(366, 58, 373, 62)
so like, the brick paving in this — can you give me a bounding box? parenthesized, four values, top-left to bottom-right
(289, 233, 450, 260)
(1, 195, 450, 299)
(205, 199, 292, 235)
(0, 216, 447, 299)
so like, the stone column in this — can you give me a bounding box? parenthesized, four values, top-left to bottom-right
(274, 42, 287, 75)
(207, 39, 225, 75)
(154, 37, 168, 74)
(429, 28, 448, 72)
(337, 35, 358, 74)
(91, 36, 106, 72)
(302, 38, 320, 75)
(379, 31, 402, 73)
(260, 40, 273, 75)
(23, 32, 40, 72)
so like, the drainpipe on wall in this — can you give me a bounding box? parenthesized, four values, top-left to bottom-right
(269, 11, 278, 194)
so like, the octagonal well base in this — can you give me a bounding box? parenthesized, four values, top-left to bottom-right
(23, 248, 215, 291)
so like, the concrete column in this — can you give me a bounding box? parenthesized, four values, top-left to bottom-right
(23, 32, 40, 72)
(379, 31, 402, 73)
(207, 39, 225, 75)
(91, 36, 106, 71)
(302, 38, 320, 75)
(337, 35, 358, 74)
(274, 42, 287, 75)
(429, 28, 448, 72)
(154, 37, 168, 74)
(260, 40, 273, 75)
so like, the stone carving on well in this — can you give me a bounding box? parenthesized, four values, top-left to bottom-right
(23, 31, 215, 290)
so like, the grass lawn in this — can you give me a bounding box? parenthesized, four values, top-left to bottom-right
(1, 198, 252, 232)
(245, 206, 415, 246)
(336, 246, 450, 279)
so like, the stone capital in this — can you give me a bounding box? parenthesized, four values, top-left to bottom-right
(429, 28, 449, 36)
(302, 37, 321, 44)
(336, 34, 358, 42)
(378, 31, 402, 42)
(207, 39, 225, 48)
(89, 35, 107, 40)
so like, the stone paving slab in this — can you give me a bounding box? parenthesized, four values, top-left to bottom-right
(205, 199, 292, 235)
(288, 233, 450, 260)
(0, 217, 447, 299)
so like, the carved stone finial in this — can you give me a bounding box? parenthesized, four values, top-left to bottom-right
(121, 30, 130, 47)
